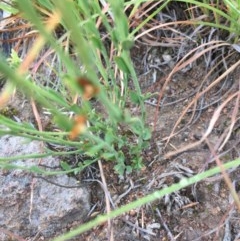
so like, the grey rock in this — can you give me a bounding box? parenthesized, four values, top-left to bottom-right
(0, 135, 90, 240)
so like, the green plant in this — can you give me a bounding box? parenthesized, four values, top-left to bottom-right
(176, 0, 240, 41)
(0, 0, 151, 175)
(1, 1, 240, 240)
(0, 0, 18, 15)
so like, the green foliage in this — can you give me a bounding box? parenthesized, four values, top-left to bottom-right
(0, 1, 240, 240)
(176, 0, 240, 41)
(0, 1, 18, 14)
(60, 161, 71, 171)
(7, 49, 22, 67)
(0, 0, 150, 175)
(223, 0, 240, 37)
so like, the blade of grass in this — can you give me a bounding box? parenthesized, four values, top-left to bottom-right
(52, 157, 240, 241)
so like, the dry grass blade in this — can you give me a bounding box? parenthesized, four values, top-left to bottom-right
(0, 228, 26, 241)
(0, 82, 15, 107)
(212, 202, 235, 241)
(156, 208, 175, 241)
(219, 86, 240, 151)
(165, 90, 239, 159)
(1, 1, 240, 240)
(31, 98, 43, 132)
(205, 138, 240, 211)
(153, 41, 230, 133)
(162, 46, 239, 133)
(129, 1, 163, 28)
(18, 11, 61, 74)
(98, 159, 114, 241)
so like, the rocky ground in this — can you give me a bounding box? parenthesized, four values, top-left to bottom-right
(0, 2, 240, 241)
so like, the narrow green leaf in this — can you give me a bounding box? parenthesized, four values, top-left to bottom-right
(54, 115, 73, 131)
(129, 91, 142, 104)
(105, 129, 115, 144)
(101, 152, 115, 160)
(114, 56, 130, 73)
(60, 161, 71, 171)
(122, 39, 134, 50)
(142, 128, 151, 141)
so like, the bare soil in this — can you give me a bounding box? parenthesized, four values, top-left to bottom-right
(1, 3, 240, 241)
(79, 43, 240, 241)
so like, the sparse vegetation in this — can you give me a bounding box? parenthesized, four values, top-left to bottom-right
(0, 0, 239, 240)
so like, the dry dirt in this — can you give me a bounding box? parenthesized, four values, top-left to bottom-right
(1, 3, 240, 241)
(79, 43, 240, 241)
(3, 43, 239, 241)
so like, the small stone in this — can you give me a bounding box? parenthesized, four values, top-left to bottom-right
(129, 209, 136, 216)
(220, 192, 226, 198)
